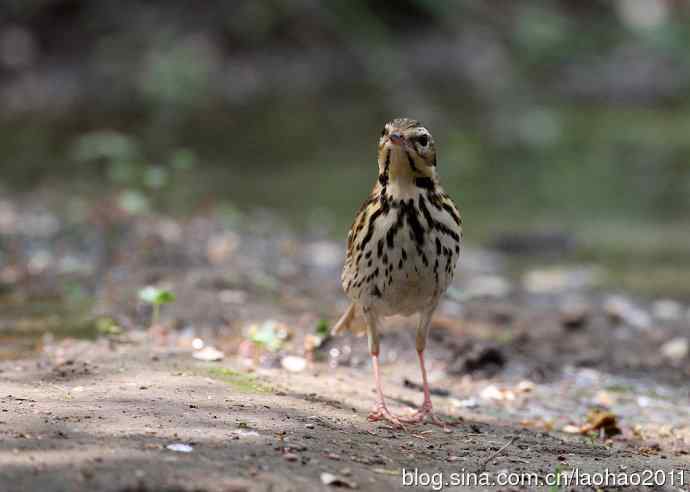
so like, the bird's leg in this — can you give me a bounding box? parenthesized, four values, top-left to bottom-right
(399, 304, 449, 429)
(364, 309, 405, 429)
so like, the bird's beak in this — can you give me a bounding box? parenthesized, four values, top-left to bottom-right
(389, 131, 404, 146)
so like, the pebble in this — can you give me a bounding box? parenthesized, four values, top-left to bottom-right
(660, 337, 688, 361)
(604, 295, 651, 330)
(281, 355, 307, 372)
(166, 443, 193, 453)
(652, 299, 683, 321)
(480, 385, 515, 401)
(192, 346, 224, 361)
(559, 298, 590, 329)
(461, 275, 511, 300)
(523, 267, 603, 294)
(450, 397, 479, 409)
(320, 472, 358, 488)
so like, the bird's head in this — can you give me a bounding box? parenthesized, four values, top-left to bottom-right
(377, 118, 437, 185)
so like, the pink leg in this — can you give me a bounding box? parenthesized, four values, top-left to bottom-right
(399, 350, 449, 430)
(367, 354, 406, 429)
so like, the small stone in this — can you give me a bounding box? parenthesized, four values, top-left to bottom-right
(660, 337, 688, 361)
(559, 298, 590, 329)
(166, 443, 193, 453)
(450, 397, 479, 409)
(320, 472, 358, 488)
(480, 385, 515, 401)
(604, 295, 651, 330)
(283, 452, 299, 462)
(652, 299, 683, 321)
(281, 355, 307, 372)
(192, 346, 224, 361)
(516, 380, 535, 393)
(462, 275, 511, 300)
(524, 267, 602, 294)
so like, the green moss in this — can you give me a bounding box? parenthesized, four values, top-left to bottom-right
(197, 366, 272, 394)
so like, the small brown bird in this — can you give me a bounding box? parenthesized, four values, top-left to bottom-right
(333, 118, 463, 428)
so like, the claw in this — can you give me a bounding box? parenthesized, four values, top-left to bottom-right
(367, 403, 407, 430)
(398, 402, 452, 432)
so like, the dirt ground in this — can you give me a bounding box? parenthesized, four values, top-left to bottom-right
(2, 323, 690, 492)
(0, 312, 690, 492)
(2, 197, 690, 491)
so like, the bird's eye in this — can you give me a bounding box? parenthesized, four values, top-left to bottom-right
(417, 134, 429, 147)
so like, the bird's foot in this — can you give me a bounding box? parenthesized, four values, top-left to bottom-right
(399, 401, 452, 432)
(368, 403, 407, 430)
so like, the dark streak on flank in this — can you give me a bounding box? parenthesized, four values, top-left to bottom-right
(348, 194, 375, 251)
(436, 221, 460, 242)
(377, 238, 384, 258)
(358, 207, 383, 252)
(386, 209, 404, 249)
(380, 194, 390, 215)
(433, 257, 439, 293)
(419, 194, 461, 242)
(417, 195, 434, 228)
(442, 202, 461, 226)
(428, 193, 443, 211)
(372, 285, 382, 298)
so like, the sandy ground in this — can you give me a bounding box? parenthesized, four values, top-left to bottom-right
(2, 334, 690, 492)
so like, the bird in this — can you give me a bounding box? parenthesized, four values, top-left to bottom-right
(332, 118, 463, 429)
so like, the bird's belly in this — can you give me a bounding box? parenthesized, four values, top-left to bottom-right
(374, 272, 437, 316)
(370, 232, 456, 316)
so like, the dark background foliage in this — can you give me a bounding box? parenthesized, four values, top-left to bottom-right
(1, 0, 690, 294)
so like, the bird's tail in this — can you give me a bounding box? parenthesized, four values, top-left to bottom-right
(331, 303, 366, 335)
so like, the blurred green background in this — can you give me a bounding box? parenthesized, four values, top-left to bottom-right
(1, 0, 690, 296)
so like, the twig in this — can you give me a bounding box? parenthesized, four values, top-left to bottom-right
(478, 436, 517, 472)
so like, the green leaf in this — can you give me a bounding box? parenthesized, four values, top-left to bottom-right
(315, 319, 329, 337)
(138, 286, 176, 305)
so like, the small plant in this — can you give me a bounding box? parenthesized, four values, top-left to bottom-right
(247, 320, 290, 352)
(139, 286, 175, 328)
(315, 319, 329, 338)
